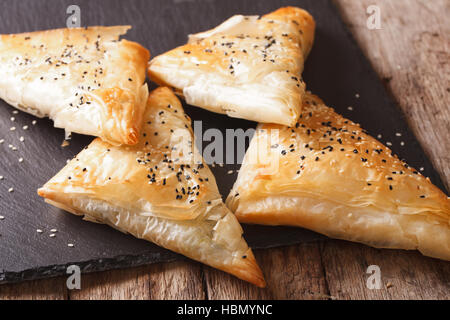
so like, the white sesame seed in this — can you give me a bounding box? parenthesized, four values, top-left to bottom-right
(12, 110, 18, 115)
(32, 120, 37, 125)
(0, 139, 4, 144)
(50, 228, 57, 232)
(18, 158, 23, 163)
(8, 188, 14, 193)
(10, 117, 15, 122)
(395, 132, 402, 137)
(400, 141, 405, 146)
(420, 167, 424, 171)
(22, 125, 29, 130)
(12, 146, 17, 151)
(0, 176, 3, 180)
(355, 93, 360, 98)
(19, 136, 24, 142)
(0, 216, 4, 220)
(36, 229, 43, 233)
(219, 163, 224, 167)
(10, 126, 16, 131)
(227, 170, 234, 174)
(49, 233, 56, 238)
(67, 243, 74, 247)
(347, 106, 353, 111)
(386, 142, 392, 146)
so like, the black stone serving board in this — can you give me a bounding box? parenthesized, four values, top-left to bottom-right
(0, 0, 446, 284)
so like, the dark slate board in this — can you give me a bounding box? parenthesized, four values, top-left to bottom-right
(0, 0, 446, 284)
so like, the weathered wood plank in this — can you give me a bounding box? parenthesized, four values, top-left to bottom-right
(68, 266, 151, 300)
(0, 277, 67, 300)
(147, 261, 206, 300)
(321, 240, 450, 300)
(204, 244, 330, 300)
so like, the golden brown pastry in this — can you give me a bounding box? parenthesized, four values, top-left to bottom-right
(148, 7, 315, 126)
(38, 87, 265, 287)
(0, 26, 149, 145)
(227, 92, 450, 261)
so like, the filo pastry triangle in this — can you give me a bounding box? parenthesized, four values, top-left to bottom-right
(148, 7, 315, 126)
(226, 92, 450, 261)
(0, 26, 149, 145)
(38, 87, 265, 287)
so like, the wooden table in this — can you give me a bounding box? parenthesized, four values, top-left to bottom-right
(0, 0, 448, 300)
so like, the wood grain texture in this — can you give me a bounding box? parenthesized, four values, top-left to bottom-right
(0, 276, 67, 300)
(147, 261, 206, 300)
(68, 266, 152, 300)
(321, 240, 450, 300)
(204, 245, 329, 300)
(0, 0, 449, 300)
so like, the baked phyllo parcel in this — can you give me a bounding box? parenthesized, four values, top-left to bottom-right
(0, 26, 149, 145)
(149, 7, 315, 127)
(38, 87, 265, 287)
(227, 92, 450, 261)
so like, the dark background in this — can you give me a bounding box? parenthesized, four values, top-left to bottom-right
(0, 0, 446, 283)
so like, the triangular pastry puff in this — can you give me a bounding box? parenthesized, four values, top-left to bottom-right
(227, 92, 450, 261)
(38, 87, 265, 287)
(148, 7, 315, 126)
(0, 26, 149, 145)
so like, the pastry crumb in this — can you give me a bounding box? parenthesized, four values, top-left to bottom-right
(61, 140, 70, 147)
